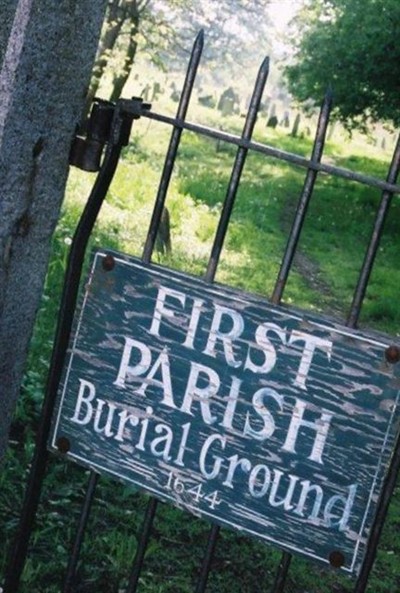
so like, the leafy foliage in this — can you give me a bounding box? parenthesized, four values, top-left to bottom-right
(285, 0, 400, 129)
(85, 0, 273, 115)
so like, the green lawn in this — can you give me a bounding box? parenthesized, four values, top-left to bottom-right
(1, 104, 399, 593)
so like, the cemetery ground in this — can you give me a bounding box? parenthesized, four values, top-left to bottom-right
(1, 103, 399, 593)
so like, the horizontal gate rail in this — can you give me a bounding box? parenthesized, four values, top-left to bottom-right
(130, 109, 400, 195)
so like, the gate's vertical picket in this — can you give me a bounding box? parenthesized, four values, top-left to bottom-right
(125, 31, 204, 592)
(204, 56, 270, 283)
(271, 90, 333, 306)
(355, 427, 400, 593)
(270, 553, 292, 593)
(347, 134, 400, 328)
(57, 100, 151, 593)
(195, 525, 220, 593)
(194, 55, 270, 593)
(62, 472, 99, 593)
(126, 498, 158, 593)
(349, 133, 400, 592)
(267, 86, 333, 593)
(142, 30, 204, 264)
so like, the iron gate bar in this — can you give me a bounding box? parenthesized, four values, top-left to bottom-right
(195, 525, 220, 593)
(142, 30, 204, 264)
(138, 110, 400, 196)
(62, 471, 99, 593)
(197, 54, 270, 592)
(204, 56, 270, 282)
(271, 89, 333, 305)
(125, 32, 204, 592)
(268, 88, 333, 593)
(271, 552, 292, 593)
(126, 498, 158, 593)
(3, 100, 138, 593)
(354, 429, 400, 592)
(347, 133, 400, 328)
(349, 133, 400, 591)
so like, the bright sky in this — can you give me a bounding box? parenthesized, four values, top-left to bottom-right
(268, 0, 303, 31)
(266, 0, 304, 59)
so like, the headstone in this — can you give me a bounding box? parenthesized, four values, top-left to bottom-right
(291, 113, 301, 137)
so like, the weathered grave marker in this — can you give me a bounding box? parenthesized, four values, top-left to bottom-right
(51, 250, 400, 575)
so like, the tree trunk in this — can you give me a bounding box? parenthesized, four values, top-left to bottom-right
(0, 0, 108, 463)
(109, 23, 139, 103)
(83, 0, 128, 120)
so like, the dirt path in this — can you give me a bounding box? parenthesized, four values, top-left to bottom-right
(279, 195, 345, 319)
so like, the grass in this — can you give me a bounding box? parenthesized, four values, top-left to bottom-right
(1, 100, 399, 593)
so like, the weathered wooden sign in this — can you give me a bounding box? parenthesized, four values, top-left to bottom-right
(50, 250, 400, 574)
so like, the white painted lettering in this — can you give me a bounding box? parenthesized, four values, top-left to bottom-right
(268, 470, 299, 511)
(324, 484, 358, 531)
(220, 376, 242, 430)
(222, 454, 251, 488)
(293, 480, 324, 521)
(199, 434, 226, 479)
(70, 379, 96, 425)
(114, 409, 139, 442)
(288, 330, 332, 390)
(203, 305, 244, 367)
(181, 362, 219, 425)
(114, 337, 151, 388)
(150, 423, 173, 462)
(182, 297, 204, 349)
(136, 406, 153, 451)
(243, 387, 284, 441)
(149, 285, 186, 338)
(248, 464, 271, 498)
(282, 398, 332, 464)
(174, 422, 191, 466)
(136, 347, 176, 408)
(244, 322, 286, 374)
(93, 399, 116, 437)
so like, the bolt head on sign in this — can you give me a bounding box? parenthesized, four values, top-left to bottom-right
(102, 254, 115, 271)
(50, 249, 400, 575)
(385, 345, 400, 364)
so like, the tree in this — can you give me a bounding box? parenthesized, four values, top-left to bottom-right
(284, 0, 400, 129)
(83, 0, 144, 119)
(0, 0, 108, 463)
(84, 0, 273, 117)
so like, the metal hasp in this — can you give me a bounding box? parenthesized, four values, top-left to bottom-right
(69, 99, 115, 171)
(3, 95, 150, 593)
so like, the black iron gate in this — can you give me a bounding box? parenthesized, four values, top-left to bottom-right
(3, 31, 400, 593)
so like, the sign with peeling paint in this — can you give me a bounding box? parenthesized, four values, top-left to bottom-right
(50, 250, 400, 574)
